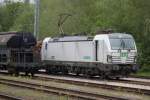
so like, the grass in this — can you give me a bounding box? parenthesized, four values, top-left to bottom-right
(134, 72, 150, 77)
(132, 66, 150, 77)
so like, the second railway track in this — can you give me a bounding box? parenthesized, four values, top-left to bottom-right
(0, 76, 132, 100)
(0, 71, 150, 100)
(35, 74, 150, 95)
(0, 92, 22, 100)
(1, 70, 150, 86)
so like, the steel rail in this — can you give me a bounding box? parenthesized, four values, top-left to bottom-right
(114, 78, 150, 86)
(0, 92, 22, 100)
(0, 71, 150, 95)
(0, 77, 129, 100)
(0, 71, 149, 86)
(35, 75, 150, 95)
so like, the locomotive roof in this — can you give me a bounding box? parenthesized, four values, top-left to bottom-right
(50, 36, 93, 42)
(108, 33, 133, 38)
(94, 33, 134, 40)
(44, 33, 133, 43)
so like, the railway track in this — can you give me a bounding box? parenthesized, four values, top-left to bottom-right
(0, 77, 130, 100)
(0, 92, 22, 100)
(0, 70, 150, 99)
(38, 71, 150, 86)
(1, 70, 150, 86)
(120, 77, 150, 86)
(35, 74, 150, 95)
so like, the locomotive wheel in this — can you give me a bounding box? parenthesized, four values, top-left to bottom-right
(50, 67, 58, 74)
(25, 71, 29, 76)
(14, 68, 20, 76)
(83, 68, 91, 78)
(30, 68, 35, 77)
(76, 72, 79, 76)
(15, 71, 19, 76)
(115, 77, 120, 80)
(46, 69, 52, 74)
(99, 72, 106, 79)
(31, 72, 34, 77)
(8, 67, 15, 75)
(74, 67, 80, 76)
(62, 68, 68, 75)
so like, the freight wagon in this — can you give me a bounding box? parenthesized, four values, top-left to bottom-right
(0, 32, 39, 76)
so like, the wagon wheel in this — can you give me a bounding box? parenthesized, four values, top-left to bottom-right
(8, 67, 15, 75)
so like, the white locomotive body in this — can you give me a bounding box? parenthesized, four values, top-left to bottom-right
(41, 33, 138, 78)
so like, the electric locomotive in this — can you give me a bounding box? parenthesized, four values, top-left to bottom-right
(41, 33, 138, 78)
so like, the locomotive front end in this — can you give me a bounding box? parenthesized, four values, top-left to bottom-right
(107, 33, 138, 77)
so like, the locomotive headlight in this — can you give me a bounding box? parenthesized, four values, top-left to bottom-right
(107, 55, 112, 63)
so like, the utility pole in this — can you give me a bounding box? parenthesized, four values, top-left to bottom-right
(34, 0, 40, 40)
(24, 0, 30, 3)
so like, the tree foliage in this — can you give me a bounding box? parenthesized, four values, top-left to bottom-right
(0, 1, 34, 32)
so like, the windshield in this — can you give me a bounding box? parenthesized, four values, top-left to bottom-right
(109, 38, 135, 50)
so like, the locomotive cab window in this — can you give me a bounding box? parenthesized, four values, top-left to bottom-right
(109, 38, 135, 50)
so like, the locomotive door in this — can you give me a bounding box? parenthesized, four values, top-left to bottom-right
(44, 42, 48, 59)
(95, 40, 98, 61)
(95, 40, 104, 62)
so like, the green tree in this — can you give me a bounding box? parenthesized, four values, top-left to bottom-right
(10, 4, 34, 32)
(0, 1, 34, 32)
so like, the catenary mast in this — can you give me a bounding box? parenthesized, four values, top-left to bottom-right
(34, 0, 40, 40)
